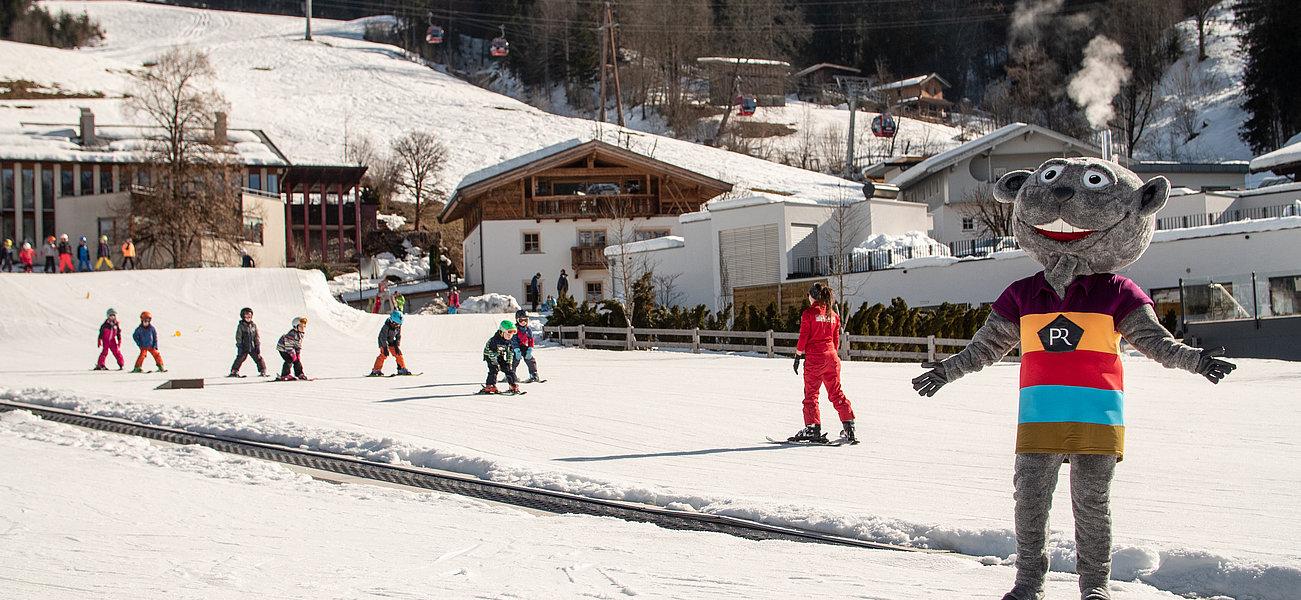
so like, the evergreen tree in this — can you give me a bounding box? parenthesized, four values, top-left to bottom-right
(1237, 0, 1301, 153)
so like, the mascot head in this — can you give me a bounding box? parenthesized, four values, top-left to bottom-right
(993, 157, 1170, 293)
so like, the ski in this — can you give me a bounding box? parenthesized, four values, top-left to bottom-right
(503, 389, 527, 396)
(272, 377, 315, 382)
(227, 374, 247, 378)
(523, 378, 547, 384)
(388, 372, 423, 377)
(765, 436, 843, 447)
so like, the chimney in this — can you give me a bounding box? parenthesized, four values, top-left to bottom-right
(1100, 129, 1113, 162)
(79, 108, 96, 146)
(213, 112, 228, 146)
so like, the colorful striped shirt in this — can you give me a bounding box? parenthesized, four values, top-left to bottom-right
(991, 272, 1153, 457)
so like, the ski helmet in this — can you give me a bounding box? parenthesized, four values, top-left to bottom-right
(389, 310, 403, 325)
(499, 320, 516, 332)
(3, 239, 10, 247)
(240, 307, 253, 318)
(100, 235, 108, 243)
(106, 308, 117, 317)
(515, 309, 528, 319)
(80, 236, 87, 243)
(292, 316, 308, 329)
(140, 311, 152, 320)
(60, 233, 68, 241)
(22, 242, 31, 249)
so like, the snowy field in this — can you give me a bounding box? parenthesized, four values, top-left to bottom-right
(0, 410, 1196, 600)
(1, 1, 863, 202)
(0, 269, 1297, 600)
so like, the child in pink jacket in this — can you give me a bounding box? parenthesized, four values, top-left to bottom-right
(95, 308, 124, 370)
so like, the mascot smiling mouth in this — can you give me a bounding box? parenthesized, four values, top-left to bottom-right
(1031, 218, 1095, 242)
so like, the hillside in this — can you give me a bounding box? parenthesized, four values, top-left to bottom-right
(0, 1, 861, 202)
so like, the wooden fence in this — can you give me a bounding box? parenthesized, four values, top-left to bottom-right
(543, 325, 983, 362)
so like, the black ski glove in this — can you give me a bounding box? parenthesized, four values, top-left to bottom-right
(1196, 347, 1236, 384)
(911, 361, 948, 397)
(793, 354, 803, 374)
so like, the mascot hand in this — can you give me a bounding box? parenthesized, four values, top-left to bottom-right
(911, 361, 948, 397)
(1196, 347, 1236, 384)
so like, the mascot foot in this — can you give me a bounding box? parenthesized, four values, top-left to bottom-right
(1081, 587, 1111, 600)
(1001, 586, 1045, 600)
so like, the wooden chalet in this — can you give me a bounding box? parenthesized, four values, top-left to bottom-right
(793, 63, 861, 103)
(870, 73, 952, 123)
(697, 57, 792, 108)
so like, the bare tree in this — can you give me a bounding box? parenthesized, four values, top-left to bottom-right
(390, 131, 448, 231)
(1105, 0, 1181, 158)
(1184, 0, 1217, 62)
(956, 184, 1015, 238)
(121, 48, 247, 268)
(822, 191, 868, 303)
(605, 199, 649, 329)
(653, 271, 684, 307)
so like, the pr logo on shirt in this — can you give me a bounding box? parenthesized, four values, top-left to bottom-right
(1037, 314, 1084, 352)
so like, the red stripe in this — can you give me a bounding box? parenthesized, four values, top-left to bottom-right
(1020, 350, 1124, 391)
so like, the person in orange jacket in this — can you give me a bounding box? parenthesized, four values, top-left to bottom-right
(120, 238, 137, 270)
(789, 282, 857, 444)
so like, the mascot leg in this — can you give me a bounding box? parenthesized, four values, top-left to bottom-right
(1009, 453, 1065, 600)
(1071, 454, 1117, 599)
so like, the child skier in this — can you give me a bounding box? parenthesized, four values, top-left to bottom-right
(131, 311, 165, 373)
(76, 236, 92, 272)
(229, 307, 267, 377)
(19, 242, 35, 273)
(510, 309, 543, 383)
(57, 234, 74, 273)
(369, 311, 412, 376)
(95, 308, 124, 371)
(790, 282, 857, 444)
(481, 320, 520, 395)
(1, 239, 12, 272)
(120, 238, 137, 270)
(447, 287, 460, 314)
(95, 235, 115, 271)
(275, 317, 308, 381)
(42, 236, 57, 273)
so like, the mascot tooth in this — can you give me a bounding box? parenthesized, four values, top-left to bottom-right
(911, 157, 1238, 600)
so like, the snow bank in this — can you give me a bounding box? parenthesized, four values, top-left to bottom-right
(855, 230, 950, 256)
(457, 293, 521, 314)
(375, 213, 407, 231)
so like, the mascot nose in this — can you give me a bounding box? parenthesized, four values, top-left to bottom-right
(1052, 186, 1075, 201)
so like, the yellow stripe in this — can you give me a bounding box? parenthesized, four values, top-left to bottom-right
(1019, 312, 1121, 355)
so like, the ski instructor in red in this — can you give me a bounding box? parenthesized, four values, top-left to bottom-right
(790, 282, 857, 445)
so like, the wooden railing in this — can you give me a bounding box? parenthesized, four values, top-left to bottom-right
(531, 195, 657, 219)
(571, 246, 608, 271)
(543, 325, 986, 362)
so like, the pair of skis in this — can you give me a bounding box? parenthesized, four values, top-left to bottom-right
(765, 435, 859, 447)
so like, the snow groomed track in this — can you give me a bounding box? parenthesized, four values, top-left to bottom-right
(0, 399, 932, 554)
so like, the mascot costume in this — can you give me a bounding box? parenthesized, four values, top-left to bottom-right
(911, 158, 1237, 600)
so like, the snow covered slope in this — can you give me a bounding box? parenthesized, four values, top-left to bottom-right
(0, 268, 1298, 600)
(3, 1, 861, 201)
(1, 410, 1191, 600)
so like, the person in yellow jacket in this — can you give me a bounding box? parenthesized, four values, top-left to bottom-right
(120, 238, 137, 270)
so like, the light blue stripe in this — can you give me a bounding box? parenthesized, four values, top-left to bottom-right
(1018, 385, 1125, 426)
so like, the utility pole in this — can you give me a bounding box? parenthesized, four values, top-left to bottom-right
(304, 0, 313, 41)
(597, 1, 608, 124)
(835, 76, 875, 180)
(606, 2, 625, 127)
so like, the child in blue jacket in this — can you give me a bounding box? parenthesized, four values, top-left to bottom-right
(131, 311, 165, 373)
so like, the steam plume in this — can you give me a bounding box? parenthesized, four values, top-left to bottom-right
(1068, 36, 1131, 129)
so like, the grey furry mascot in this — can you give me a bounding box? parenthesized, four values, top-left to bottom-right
(911, 158, 1236, 600)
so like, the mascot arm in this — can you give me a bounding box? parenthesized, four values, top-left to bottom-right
(1118, 304, 1202, 373)
(939, 312, 1020, 382)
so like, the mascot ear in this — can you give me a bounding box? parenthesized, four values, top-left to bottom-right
(993, 170, 1032, 204)
(1137, 176, 1171, 217)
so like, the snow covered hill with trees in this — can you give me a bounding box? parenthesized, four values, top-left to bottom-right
(1, 1, 862, 202)
(0, 268, 1297, 600)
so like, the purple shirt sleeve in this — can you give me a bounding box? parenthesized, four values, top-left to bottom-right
(1112, 275, 1155, 321)
(991, 282, 1022, 322)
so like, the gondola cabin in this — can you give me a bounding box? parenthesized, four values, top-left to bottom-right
(871, 114, 897, 138)
(425, 25, 444, 44)
(736, 96, 757, 117)
(490, 37, 509, 58)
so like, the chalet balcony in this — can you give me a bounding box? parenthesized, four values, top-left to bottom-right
(571, 245, 608, 271)
(531, 195, 656, 220)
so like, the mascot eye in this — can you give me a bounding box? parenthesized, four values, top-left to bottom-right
(1038, 167, 1062, 184)
(1081, 169, 1113, 190)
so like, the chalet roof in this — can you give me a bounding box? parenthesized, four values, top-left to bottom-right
(793, 63, 862, 78)
(0, 121, 289, 167)
(1250, 133, 1301, 173)
(439, 139, 735, 223)
(870, 73, 952, 92)
(889, 123, 1100, 190)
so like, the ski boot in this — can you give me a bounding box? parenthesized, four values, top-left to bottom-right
(277, 374, 297, 382)
(155, 367, 168, 373)
(130, 367, 144, 373)
(227, 371, 242, 378)
(396, 368, 413, 376)
(524, 375, 543, 383)
(257, 371, 268, 378)
(478, 385, 500, 395)
(93, 365, 108, 371)
(367, 370, 384, 377)
(787, 424, 827, 444)
(508, 384, 522, 395)
(840, 420, 860, 445)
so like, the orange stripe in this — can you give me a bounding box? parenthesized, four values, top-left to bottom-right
(1020, 312, 1121, 354)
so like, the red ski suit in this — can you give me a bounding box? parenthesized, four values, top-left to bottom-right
(796, 302, 855, 425)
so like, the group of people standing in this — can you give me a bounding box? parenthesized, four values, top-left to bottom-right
(524, 269, 570, 312)
(2, 235, 137, 273)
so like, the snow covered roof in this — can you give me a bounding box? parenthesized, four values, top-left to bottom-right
(793, 63, 861, 78)
(870, 73, 951, 92)
(0, 120, 289, 166)
(1249, 133, 1301, 173)
(889, 123, 1100, 190)
(603, 235, 685, 257)
(697, 57, 792, 68)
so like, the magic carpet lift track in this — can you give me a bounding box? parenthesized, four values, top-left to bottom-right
(0, 399, 938, 554)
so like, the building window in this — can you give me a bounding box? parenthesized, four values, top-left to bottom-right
(633, 228, 671, 242)
(248, 172, 262, 191)
(523, 281, 539, 306)
(1268, 275, 1301, 317)
(266, 173, 279, 195)
(522, 231, 541, 254)
(81, 167, 94, 195)
(243, 217, 264, 244)
(41, 166, 53, 206)
(61, 167, 75, 197)
(100, 167, 113, 195)
(1, 167, 12, 210)
(97, 218, 117, 246)
(961, 217, 975, 232)
(21, 167, 34, 209)
(585, 281, 604, 302)
(577, 229, 607, 247)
